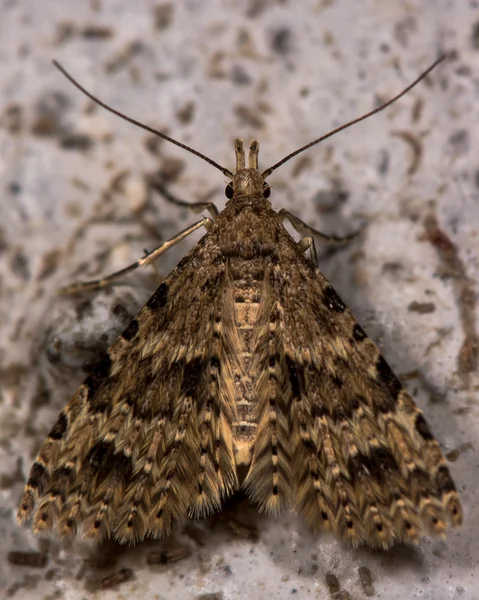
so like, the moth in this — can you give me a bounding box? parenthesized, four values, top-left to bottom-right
(17, 55, 462, 549)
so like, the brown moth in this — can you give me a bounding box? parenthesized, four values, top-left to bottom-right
(17, 55, 462, 548)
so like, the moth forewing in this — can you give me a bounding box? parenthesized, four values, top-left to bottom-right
(17, 56, 462, 548)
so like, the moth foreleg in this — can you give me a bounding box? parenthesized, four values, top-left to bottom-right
(60, 217, 213, 294)
(142, 248, 162, 284)
(150, 178, 220, 219)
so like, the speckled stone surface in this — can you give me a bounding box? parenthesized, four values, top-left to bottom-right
(1, 1, 478, 599)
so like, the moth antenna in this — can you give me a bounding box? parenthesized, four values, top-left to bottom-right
(262, 53, 448, 178)
(52, 60, 234, 179)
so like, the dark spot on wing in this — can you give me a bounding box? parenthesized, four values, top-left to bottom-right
(410, 467, 432, 497)
(47, 487, 65, 502)
(375, 393, 397, 415)
(348, 447, 399, 485)
(52, 464, 74, 484)
(84, 353, 113, 412)
(352, 323, 367, 342)
(311, 403, 327, 418)
(110, 451, 134, 483)
(351, 397, 361, 411)
(368, 447, 399, 481)
(435, 465, 457, 494)
(415, 413, 434, 440)
(286, 356, 301, 398)
(27, 463, 46, 491)
(323, 285, 346, 312)
(345, 395, 368, 419)
(211, 355, 221, 372)
(331, 375, 343, 390)
(375, 355, 402, 400)
(122, 318, 140, 341)
(85, 354, 112, 394)
(348, 452, 371, 483)
(181, 357, 204, 398)
(329, 405, 346, 421)
(48, 411, 68, 440)
(86, 440, 113, 472)
(146, 282, 169, 310)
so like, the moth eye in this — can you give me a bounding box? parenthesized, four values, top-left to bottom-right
(225, 183, 234, 198)
(263, 184, 271, 198)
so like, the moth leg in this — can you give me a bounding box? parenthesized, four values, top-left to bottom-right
(143, 248, 163, 284)
(60, 217, 213, 294)
(150, 178, 219, 219)
(297, 236, 318, 266)
(277, 208, 362, 244)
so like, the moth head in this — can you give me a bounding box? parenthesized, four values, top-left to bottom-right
(225, 139, 271, 199)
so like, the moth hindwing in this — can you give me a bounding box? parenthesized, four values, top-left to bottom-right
(17, 57, 462, 548)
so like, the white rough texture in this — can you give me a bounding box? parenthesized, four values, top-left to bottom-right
(1, 1, 478, 599)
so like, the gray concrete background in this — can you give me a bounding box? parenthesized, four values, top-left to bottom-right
(1, 1, 478, 598)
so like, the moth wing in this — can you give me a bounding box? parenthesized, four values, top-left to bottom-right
(17, 233, 239, 544)
(268, 232, 462, 548)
